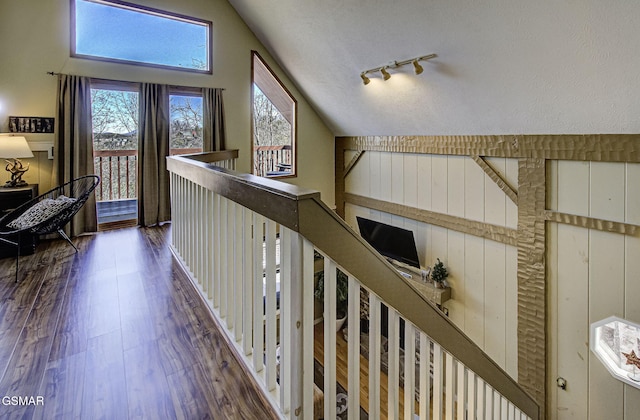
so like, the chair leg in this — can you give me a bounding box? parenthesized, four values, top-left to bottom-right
(15, 234, 20, 283)
(57, 229, 78, 252)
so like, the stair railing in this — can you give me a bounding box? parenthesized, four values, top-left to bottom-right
(167, 152, 539, 420)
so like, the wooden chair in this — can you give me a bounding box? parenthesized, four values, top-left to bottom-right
(0, 175, 100, 282)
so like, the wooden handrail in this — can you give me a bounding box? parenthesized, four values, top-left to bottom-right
(166, 153, 540, 420)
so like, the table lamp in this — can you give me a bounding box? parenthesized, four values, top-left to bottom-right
(0, 135, 34, 187)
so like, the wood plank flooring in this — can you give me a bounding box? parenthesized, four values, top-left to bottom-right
(314, 322, 417, 419)
(0, 225, 278, 420)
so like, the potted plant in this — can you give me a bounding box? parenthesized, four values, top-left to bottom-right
(431, 258, 448, 288)
(314, 268, 349, 330)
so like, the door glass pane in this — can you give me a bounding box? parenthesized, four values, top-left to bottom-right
(91, 88, 139, 225)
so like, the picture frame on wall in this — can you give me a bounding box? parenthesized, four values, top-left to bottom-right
(9, 116, 55, 133)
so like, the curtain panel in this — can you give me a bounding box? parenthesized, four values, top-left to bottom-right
(54, 74, 98, 236)
(138, 83, 171, 226)
(202, 87, 226, 152)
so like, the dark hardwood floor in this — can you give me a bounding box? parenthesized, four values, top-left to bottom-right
(0, 225, 278, 420)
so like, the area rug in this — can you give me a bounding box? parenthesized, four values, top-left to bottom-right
(313, 359, 368, 419)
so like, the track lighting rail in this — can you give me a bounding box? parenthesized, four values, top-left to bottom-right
(360, 53, 437, 84)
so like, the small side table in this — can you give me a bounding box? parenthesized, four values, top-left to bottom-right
(0, 184, 39, 258)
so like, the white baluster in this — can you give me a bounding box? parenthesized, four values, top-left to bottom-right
(347, 276, 360, 420)
(457, 361, 466, 420)
(252, 214, 265, 373)
(213, 193, 221, 309)
(301, 240, 315, 420)
(279, 227, 291, 414)
(404, 320, 416, 420)
(220, 197, 228, 318)
(445, 352, 454, 419)
(242, 207, 253, 356)
(467, 371, 476, 420)
(323, 258, 337, 420)
(433, 342, 443, 420)
(369, 293, 381, 419)
(388, 307, 399, 420)
(419, 332, 430, 420)
(265, 219, 278, 392)
(233, 202, 243, 341)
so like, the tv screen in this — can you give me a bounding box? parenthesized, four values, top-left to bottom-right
(356, 217, 421, 268)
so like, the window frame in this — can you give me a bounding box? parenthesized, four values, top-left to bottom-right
(71, 0, 213, 74)
(251, 51, 297, 178)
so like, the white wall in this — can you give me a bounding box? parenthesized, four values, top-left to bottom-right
(0, 0, 335, 206)
(344, 150, 520, 379)
(344, 149, 640, 419)
(548, 160, 640, 420)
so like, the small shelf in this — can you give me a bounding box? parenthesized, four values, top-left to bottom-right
(404, 276, 451, 306)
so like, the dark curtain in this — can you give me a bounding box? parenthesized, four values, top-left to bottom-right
(54, 74, 97, 236)
(138, 83, 171, 226)
(202, 88, 226, 152)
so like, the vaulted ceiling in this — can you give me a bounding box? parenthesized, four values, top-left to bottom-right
(227, 0, 640, 136)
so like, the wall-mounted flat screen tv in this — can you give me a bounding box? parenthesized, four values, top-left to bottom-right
(356, 216, 421, 268)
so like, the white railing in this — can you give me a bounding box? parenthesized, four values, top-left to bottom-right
(167, 153, 539, 420)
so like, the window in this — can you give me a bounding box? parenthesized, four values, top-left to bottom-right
(170, 94, 203, 154)
(72, 0, 212, 73)
(252, 51, 297, 178)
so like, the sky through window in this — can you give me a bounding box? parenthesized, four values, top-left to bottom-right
(74, 0, 211, 72)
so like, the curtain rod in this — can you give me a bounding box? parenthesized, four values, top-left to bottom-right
(46, 71, 225, 91)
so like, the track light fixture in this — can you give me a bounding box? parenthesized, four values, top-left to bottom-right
(360, 53, 436, 85)
(412, 60, 423, 75)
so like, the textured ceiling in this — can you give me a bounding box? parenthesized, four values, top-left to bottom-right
(227, 0, 640, 136)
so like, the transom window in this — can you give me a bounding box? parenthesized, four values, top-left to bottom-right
(72, 0, 212, 73)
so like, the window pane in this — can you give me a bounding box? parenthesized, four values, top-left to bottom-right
(170, 95, 203, 154)
(252, 52, 296, 178)
(74, 0, 211, 72)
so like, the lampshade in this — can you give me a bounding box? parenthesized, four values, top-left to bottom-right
(0, 135, 34, 159)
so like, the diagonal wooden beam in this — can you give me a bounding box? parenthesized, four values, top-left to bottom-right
(343, 151, 365, 178)
(544, 210, 639, 235)
(471, 155, 518, 205)
(344, 192, 518, 246)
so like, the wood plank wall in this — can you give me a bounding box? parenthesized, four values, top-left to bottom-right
(336, 135, 640, 420)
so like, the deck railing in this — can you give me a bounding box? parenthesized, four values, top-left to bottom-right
(94, 149, 137, 202)
(93, 147, 206, 202)
(167, 152, 539, 420)
(254, 145, 292, 176)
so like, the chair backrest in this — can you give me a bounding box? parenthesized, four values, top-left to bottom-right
(0, 175, 101, 235)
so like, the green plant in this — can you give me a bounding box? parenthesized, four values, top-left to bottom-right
(314, 268, 349, 319)
(431, 258, 448, 284)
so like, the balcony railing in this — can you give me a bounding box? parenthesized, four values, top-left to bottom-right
(94, 149, 137, 202)
(167, 152, 539, 420)
(93, 148, 209, 224)
(255, 145, 292, 177)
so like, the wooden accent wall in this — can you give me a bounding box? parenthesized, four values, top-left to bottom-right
(336, 134, 640, 416)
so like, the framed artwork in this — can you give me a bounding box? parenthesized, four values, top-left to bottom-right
(9, 116, 55, 133)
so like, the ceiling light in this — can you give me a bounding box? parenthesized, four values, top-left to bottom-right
(412, 60, 423, 75)
(359, 53, 436, 85)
